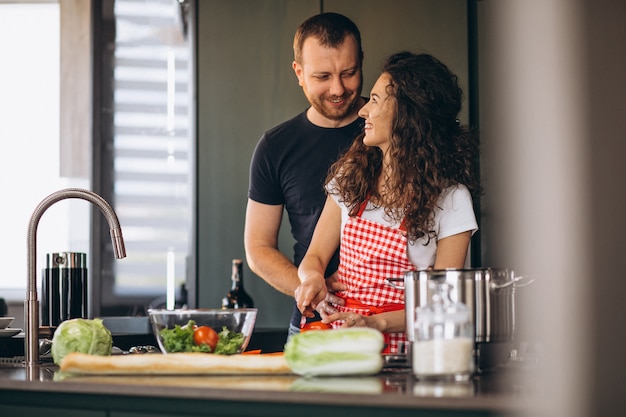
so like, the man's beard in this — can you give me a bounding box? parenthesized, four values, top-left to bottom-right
(308, 91, 361, 121)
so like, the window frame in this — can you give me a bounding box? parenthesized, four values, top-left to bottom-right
(91, 0, 197, 316)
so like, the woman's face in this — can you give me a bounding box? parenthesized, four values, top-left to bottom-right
(358, 73, 396, 153)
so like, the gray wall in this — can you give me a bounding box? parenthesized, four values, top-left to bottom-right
(195, 0, 470, 329)
(195, 0, 318, 329)
(477, 1, 626, 416)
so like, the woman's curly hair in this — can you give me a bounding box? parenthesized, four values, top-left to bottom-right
(326, 52, 481, 243)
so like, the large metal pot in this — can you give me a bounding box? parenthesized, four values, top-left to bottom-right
(387, 268, 533, 370)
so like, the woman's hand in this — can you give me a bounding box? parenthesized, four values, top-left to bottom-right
(324, 311, 370, 329)
(314, 272, 347, 319)
(294, 275, 327, 318)
(324, 310, 404, 333)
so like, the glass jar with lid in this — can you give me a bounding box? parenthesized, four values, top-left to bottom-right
(412, 280, 474, 381)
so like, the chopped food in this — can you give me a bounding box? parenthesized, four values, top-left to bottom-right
(159, 320, 244, 354)
(160, 320, 210, 353)
(300, 321, 332, 332)
(51, 318, 113, 365)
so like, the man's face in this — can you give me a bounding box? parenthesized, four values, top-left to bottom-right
(293, 35, 363, 127)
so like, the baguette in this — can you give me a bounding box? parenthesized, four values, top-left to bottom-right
(60, 352, 291, 375)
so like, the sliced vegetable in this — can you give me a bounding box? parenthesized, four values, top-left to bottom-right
(284, 327, 384, 377)
(300, 321, 332, 332)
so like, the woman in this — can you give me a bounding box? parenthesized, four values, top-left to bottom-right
(294, 52, 481, 353)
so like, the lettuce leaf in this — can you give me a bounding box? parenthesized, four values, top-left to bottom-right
(160, 320, 211, 353)
(284, 328, 384, 377)
(159, 321, 243, 354)
(214, 327, 245, 355)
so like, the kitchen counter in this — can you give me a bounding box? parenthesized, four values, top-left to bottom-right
(0, 360, 534, 417)
(0, 326, 537, 416)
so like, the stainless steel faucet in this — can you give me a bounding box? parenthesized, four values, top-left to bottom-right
(25, 188, 126, 367)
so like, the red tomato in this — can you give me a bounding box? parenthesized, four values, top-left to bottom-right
(301, 321, 332, 332)
(193, 326, 219, 349)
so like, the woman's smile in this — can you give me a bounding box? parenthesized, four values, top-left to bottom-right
(359, 73, 395, 150)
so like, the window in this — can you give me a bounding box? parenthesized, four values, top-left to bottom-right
(0, 0, 193, 321)
(94, 0, 193, 315)
(0, 2, 91, 302)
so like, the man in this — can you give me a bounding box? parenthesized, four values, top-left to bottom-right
(244, 13, 366, 336)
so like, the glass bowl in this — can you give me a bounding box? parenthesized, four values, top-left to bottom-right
(148, 308, 257, 354)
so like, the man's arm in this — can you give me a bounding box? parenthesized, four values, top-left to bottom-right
(244, 199, 300, 296)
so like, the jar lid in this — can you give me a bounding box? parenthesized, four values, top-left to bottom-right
(415, 281, 471, 325)
(415, 305, 470, 325)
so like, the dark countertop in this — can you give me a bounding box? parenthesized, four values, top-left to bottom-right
(0, 327, 537, 416)
(0, 362, 531, 415)
(0, 355, 536, 417)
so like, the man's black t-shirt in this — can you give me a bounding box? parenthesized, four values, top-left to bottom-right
(248, 110, 364, 328)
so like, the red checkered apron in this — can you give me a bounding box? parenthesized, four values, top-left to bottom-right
(334, 199, 414, 354)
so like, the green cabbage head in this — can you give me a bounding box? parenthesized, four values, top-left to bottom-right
(284, 327, 384, 377)
(51, 318, 112, 365)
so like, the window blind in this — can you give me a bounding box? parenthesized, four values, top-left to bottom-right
(109, 0, 191, 300)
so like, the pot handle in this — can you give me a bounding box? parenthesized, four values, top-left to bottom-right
(491, 274, 535, 290)
(385, 277, 404, 290)
(513, 275, 535, 288)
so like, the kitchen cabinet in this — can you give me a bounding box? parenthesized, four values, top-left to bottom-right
(195, 0, 471, 329)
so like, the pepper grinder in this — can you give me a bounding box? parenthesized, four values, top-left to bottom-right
(41, 252, 88, 326)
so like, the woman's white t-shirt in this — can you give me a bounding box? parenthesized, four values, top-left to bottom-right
(328, 184, 478, 269)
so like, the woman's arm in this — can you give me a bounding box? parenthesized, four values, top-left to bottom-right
(433, 230, 473, 269)
(295, 196, 342, 317)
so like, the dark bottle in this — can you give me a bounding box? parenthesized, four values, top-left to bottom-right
(222, 259, 254, 309)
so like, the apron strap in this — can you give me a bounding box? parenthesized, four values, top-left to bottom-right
(356, 198, 369, 217)
(355, 195, 407, 231)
